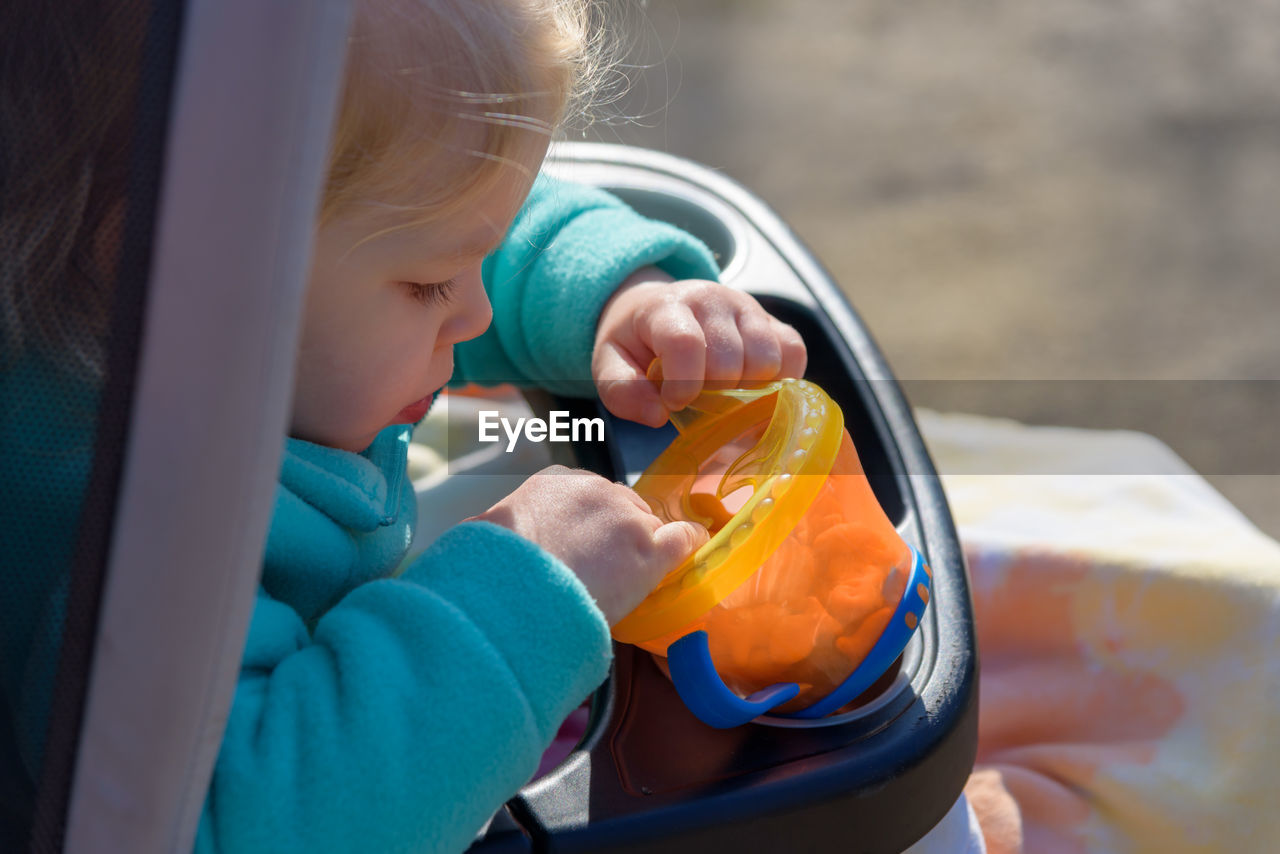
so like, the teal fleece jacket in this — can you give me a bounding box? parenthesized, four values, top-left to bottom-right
(189, 175, 720, 854)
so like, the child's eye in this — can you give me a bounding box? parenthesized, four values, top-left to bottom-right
(403, 279, 457, 307)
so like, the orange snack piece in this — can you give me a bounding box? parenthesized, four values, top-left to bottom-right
(687, 491, 735, 532)
(825, 579, 882, 625)
(835, 606, 895, 665)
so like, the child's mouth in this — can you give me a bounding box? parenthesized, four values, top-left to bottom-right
(392, 395, 434, 424)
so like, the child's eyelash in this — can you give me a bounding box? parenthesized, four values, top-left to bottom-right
(403, 279, 457, 307)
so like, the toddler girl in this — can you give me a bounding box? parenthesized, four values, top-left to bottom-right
(4, 2, 806, 853)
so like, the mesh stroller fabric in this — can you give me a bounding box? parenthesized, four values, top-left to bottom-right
(0, 1, 183, 848)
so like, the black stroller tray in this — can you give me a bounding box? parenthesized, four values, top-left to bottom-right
(470, 143, 978, 854)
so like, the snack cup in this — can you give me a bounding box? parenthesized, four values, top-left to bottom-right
(612, 378, 931, 728)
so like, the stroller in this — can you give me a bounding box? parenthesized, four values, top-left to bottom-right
(0, 2, 976, 851)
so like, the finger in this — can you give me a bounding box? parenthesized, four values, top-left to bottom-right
(698, 306, 745, 388)
(594, 341, 666, 426)
(737, 307, 784, 382)
(641, 302, 707, 410)
(650, 520, 709, 569)
(773, 318, 808, 379)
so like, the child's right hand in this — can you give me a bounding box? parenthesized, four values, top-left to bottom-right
(469, 466, 707, 625)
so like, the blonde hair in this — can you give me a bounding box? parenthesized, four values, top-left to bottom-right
(0, 0, 620, 374)
(321, 0, 613, 234)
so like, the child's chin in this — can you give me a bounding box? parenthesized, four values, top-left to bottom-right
(320, 432, 380, 454)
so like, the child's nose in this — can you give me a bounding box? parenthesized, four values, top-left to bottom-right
(439, 266, 492, 345)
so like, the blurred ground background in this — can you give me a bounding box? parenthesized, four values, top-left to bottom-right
(585, 0, 1280, 539)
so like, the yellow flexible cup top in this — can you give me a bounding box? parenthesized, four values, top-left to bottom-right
(611, 379, 845, 645)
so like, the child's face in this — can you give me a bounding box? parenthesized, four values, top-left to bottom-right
(291, 158, 542, 451)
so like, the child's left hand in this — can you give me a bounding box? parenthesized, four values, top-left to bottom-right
(593, 267, 807, 427)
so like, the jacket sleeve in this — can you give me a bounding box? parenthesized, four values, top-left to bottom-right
(453, 174, 721, 396)
(194, 521, 611, 854)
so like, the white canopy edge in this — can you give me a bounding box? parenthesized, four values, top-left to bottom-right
(65, 1, 352, 850)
